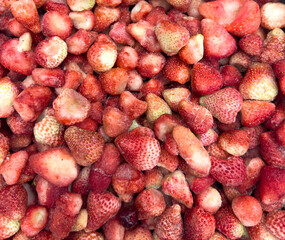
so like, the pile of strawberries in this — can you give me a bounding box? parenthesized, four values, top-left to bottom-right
(0, 0, 284, 239)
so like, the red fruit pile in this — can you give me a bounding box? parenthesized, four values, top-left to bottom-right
(0, 0, 285, 239)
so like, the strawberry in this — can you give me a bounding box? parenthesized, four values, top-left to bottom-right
(93, 6, 120, 33)
(53, 88, 91, 125)
(207, 142, 230, 159)
(247, 216, 278, 240)
(195, 186, 222, 214)
(20, 205, 48, 237)
(71, 166, 90, 196)
(0, 151, 28, 185)
(178, 100, 214, 135)
(239, 63, 278, 101)
(273, 58, 285, 79)
(232, 195, 262, 227)
(154, 204, 183, 240)
(260, 131, 285, 168)
(162, 87, 190, 112)
(264, 100, 285, 130)
(134, 188, 166, 220)
(218, 129, 249, 156)
(116, 46, 138, 70)
(260, 28, 285, 65)
(103, 217, 125, 240)
(276, 120, 285, 146)
(29, 147, 79, 187)
(124, 225, 152, 240)
(64, 126, 104, 166)
(201, 18, 237, 59)
(209, 232, 227, 240)
(131, 1, 152, 22)
(261, 3, 285, 30)
(0, 184, 27, 220)
(0, 213, 20, 239)
(68, 231, 104, 240)
(162, 56, 191, 84)
(228, 50, 251, 73)
(35, 36, 68, 68)
(191, 62, 223, 96)
(144, 167, 163, 189)
(198, 129, 219, 147)
(162, 170, 193, 208)
(259, 166, 285, 205)
(184, 206, 216, 240)
(187, 174, 216, 195)
(0, 132, 9, 165)
(200, 87, 243, 124)
(43, 0, 70, 15)
(155, 20, 190, 56)
(239, 34, 263, 56)
(32, 68, 65, 88)
(109, 22, 135, 47)
(10, 0, 41, 33)
(158, 147, 179, 172)
(87, 191, 121, 231)
(165, 0, 191, 12)
(67, 0, 95, 11)
(210, 156, 246, 187)
(264, 210, 285, 240)
(173, 126, 211, 177)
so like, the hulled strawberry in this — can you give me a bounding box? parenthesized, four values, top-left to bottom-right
(247, 216, 278, 240)
(0, 213, 20, 239)
(67, 0, 95, 11)
(239, 34, 263, 57)
(264, 210, 285, 240)
(93, 6, 120, 33)
(200, 87, 243, 124)
(124, 225, 152, 240)
(162, 87, 190, 112)
(0, 132, 9, 165)
(261, 2, 285, 30)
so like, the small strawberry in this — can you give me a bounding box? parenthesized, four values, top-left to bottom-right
(209, 232, 227, 240)
(162, 170, 193, 208)
(201, 18, 237, 59)
(264, 210, 285, 240)
(239, 34, 263, 56)
(0, 213, 20, 239)
(184, 206, 216, 240)
(173, 125, 211, 177)
(191, 62, 223, 96)
(261, 2, 285, 30)
(110, 22, 135, 47)
(29, 147, 79, 187)
(124, 225, 153, 240)
(87, 191, 121, 231)
(155, 20, 190, 56)
(239, 63, 278, 101)
(0, 184, 27, 220)
(116, 46, 138, 70)
(210, 156, 246, 187)
(264, 100, 285, 130)
(178, 100, 214, 135)
(215, 206, 245, 240)
(199, 87, 243, 124)
(43, 0, 70, 15)
(102, 217, 125, 240)
(155, 204, 183, 240)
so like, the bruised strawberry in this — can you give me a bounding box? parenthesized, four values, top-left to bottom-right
(155, 20, 190, 56)
(87, 191, 121, 231)
(178, 100, 213, 135)
(264, 209, 285, 240)
(64, 126, 104, 166)
(0, 184, 27, 220)
(0, 213, 20, 239)
(162, 170, 193, 208)
(184, 206, 216, 240)
(29, 147, 79, 187)
(210, 156, 246, 187)
(200, 87, 243, 124)
(155, 204, 183, 240)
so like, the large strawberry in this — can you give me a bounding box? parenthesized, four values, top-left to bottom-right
(0, 213, 20, 239)
(264, 210, 285, 240)
(115, 127, 161, 171)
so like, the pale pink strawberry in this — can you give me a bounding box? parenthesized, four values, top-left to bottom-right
(0, 213, 20, 239)
(165, 0, 191, 12)
(247, 216, 278, 240)
(68, 231, 104, 240)
(172, 126, 211, 177)
(155, 20, 190, 56)
(103, 217, 125, 240)
(199, 87, 243, 124)
(67, 0, 95, 11)
(198, 129, 219, 147)
(239, 63, 278, 101)
(144, 167, 163, 189)
(0, 184, 27, 220)
(184, 206, 216, 240)
(69, 10, 95, 31)
(155, 204, 183, 240)
(209, 232, 228, 240)
(261, 3, 285, 30)
(124, 225, 153, 240)
(215, 206, 245, 240)
(264, 210, 285, 240)
(210, 156, 246, 187)
(162, 170, 193, 208)
(178, 100, 214, 135)
(29, 148, 79, 187)
(87, 191, 121, 231)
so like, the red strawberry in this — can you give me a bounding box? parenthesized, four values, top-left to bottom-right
(260, 131, 285, 168)
(178, 100, 214, 135)
(124, 225, 153, 240)
(32, 68, 65, 88)
(29, 147, 79, 187)
(261, 2, 285, 30)
(68, 231, 104, 240)
(134, 188, 166, 220)
(0, 213, 20, 239)
(0, 132, 9, 166)
(144, 167, 163, 189)
(273, 58, 285, 79)
(264, 100, 285, 130)
(20, 205, 48, 237)
(0, 184, 27, 220)
(200, 87, 243, 124)
(155, 204, 183, 240)
(103, 217, 125, 240)
(198, 128, 219, 147)
(239, 63, 278, 101)
(264, 210, 285, 240)
(10, 0, 41, 33)
(158, 147, 179, 172)
(191, 62, 223, 96)
(276, 120, 285, 146)
(64, 126, 104, 166)
(259, 166, 285, 205)
(87, 191, 121, 231)
(187, 175, 216, 195)
(210, 156, 246, 187)
(0, 150, 28, 185)
(109, 22, 135, 47)
(201, 18, 237, 59)
(93, 6, 120, 33)
(69, 10, 95, 31)
(247, 216, 278, 240)
(116, 46, 139, 71)
(155, 20, 190, 56)
(173, 125, 211, 177)
(162, 170, 193, 208)
(72, 166, 90, 195)
(184, 206, 216, 240)
(239, 34, 263, 56)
